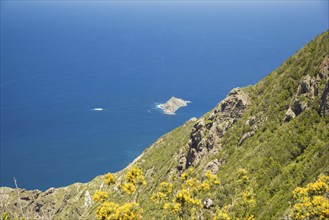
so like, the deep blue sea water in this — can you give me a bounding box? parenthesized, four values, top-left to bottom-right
(1, 1, 328, 190)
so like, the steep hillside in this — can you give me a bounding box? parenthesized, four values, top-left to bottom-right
(1, 31, 328, 220)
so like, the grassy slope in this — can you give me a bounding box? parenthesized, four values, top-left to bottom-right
(202, 30, 329, 219)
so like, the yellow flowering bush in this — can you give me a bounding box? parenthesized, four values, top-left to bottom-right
(175, 188, 202, 206)
(307, 175, 329, 196)
(94, 167, 146, 220)
(96, 202, 142, 220)
(205, 170, 221, 185)
(293, 187, 309, 200)
(104, 173, 117, 185)
(212, 206, 231, 220)
(150, 192, 165, 204)
(241, 188, 256, 209)
(125, 167, 146, 186)
(151, 181, 173, 203)
(118, 202, 143, 220)
(93, 191, 109, 203)
(163, 202, 182, 214)
(159, 181, 173, 194)
(181, 167, 195, 181)
(151, 168, 221, 219)
(224, 168, 256, 220)
(201, 182, 211, 191)
(237, 168, 249, 186)
(96, 201, 120, 219)
(289, 174, 329, 219)
(118, 167, 146, 195)
(119, 182, 137, 195)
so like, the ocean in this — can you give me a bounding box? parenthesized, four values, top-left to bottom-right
(1, 1, 328, 190)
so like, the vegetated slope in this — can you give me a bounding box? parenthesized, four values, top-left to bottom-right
(183, 30, 329, 219)
(1, 31, 328, 220)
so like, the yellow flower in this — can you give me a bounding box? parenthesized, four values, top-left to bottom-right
(125, 167, 146, 186)
(92, 190, 109, 203)
(120, 182, 136, 195)
(160, 181, 173, 194)
(293, 187, 308, 200)
(204, 170, 220, 185)
(185, 178, 201, 189)
(290, 175, 329, 220)
(96, 201, 119, 219)
(201, 182, 210, 191)
(104, 173, 117, 185)
(213, 206, 231, 220)
(150, 192, 166, 203)
(162, 202, 182, 214)
(172, 202, 181, 213)
(181, 173, 188, 181)
(181, 167, 195, 181)
(96, 202, 142, 220)
(163, 203, 170, 210)
(118, 202, 142, 220)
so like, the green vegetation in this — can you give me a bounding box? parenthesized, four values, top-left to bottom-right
(289, 175, 329, 219)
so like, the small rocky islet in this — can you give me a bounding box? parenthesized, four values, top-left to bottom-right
(157, 97, 191, 115)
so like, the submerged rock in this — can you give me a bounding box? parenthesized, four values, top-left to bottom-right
(157, 97, 191, 115)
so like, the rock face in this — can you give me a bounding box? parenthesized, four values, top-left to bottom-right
(84, 191, 93, 208)
(283, 75, 318, 122)
(203, 198, 214, 209)
(319, 55, 329, 116)
(283, 55, 329, 122)
(319, 80, 329, 116)
(238, 130, 256, 146)
(184, 88, 251, 169)
(157, 97, 191, 115)
(205, 159, 221, 174)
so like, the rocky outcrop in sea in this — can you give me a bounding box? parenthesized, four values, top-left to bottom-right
(157, 97, 191, 115)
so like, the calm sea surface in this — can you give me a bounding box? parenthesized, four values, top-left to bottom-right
(1, 1, 328, 190)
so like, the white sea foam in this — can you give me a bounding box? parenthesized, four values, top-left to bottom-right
(92, 108, 103, 111)
(156, 103, 165, 110)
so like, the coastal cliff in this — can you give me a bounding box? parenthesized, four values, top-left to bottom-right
(1, 31, 328, 220)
